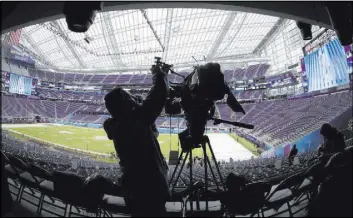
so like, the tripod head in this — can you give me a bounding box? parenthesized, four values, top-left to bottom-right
(178, 130, 210, 152)
(178, 116, 254, 152)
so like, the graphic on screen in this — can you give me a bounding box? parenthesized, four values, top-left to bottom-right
(32, 78, 38, 95)
(304, 38, 350, 92)
(9, 73, 33, 96)
(1, 72, 11, 87)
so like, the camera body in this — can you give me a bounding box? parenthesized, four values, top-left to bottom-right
(153, 57, 173, 74)
(154, 57, 245, 146)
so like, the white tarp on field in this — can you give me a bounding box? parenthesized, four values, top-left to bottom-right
(207, 133, 254, 161)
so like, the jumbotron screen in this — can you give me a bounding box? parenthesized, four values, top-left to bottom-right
(9, 73, 33, 96)
(303, 38, 351, 92)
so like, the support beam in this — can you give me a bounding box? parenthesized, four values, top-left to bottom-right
(214, 53, 261, 61)
(2, 2, 334, 35)
(252, 18, 286, 54)
(21, 32, 58, 69)
(140, 9, 165, 51)
(162, 9, 173, 61)
(58, 57, 270, 73)
(51, 21, 86, 68)
(216, 14, 248, 58)
(206, 11, 237, 61)
(101, 13, 125, 67)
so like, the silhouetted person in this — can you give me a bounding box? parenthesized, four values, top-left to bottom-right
(288, 144, 298, 165)
(103, 65, 170, 217)
(318, 123, 345, 161)
(308, 123, 346, 168)
(221, 173, 248, 213)
(307, 149, 352, 217)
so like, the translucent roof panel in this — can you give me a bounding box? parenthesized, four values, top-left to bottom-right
(9, 8, 281, 70)
(215, 13, 279, 58)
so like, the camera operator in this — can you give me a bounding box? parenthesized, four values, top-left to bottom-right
(103, 65, 170, 217)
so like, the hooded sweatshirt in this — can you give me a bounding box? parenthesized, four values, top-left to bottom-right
(321, 126, 346, 154)
(103, 71, 170, 201)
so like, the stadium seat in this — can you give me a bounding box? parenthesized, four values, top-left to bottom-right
(185, 200, 222, 217)
(345, 146, 353, 152)
(293, 178, 313, 205)
(7, 155, 37, 202)
(28, 164, 56, 215)
(2, 152, 22, 199)
(293, 157, 300, 165)
(101, 194, 129, 216)
(53, 171, 93, 217)
(2, 152, 18, 179)
(166, 202, 183, 216)
(223, 182, 272, 217)
(263, 173, 305, 216)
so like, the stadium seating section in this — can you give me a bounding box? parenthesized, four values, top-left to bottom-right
(3, 130, 351, 217)
(2, 91, 352, 147)
(2, 130, 317, 216)
(25, 64, 270, 85)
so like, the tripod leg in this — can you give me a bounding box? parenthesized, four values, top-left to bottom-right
(206, 137, 225, 189)
(172, 151, 189, 192)
(202, 142, 208, 211)
(189, 148, 193, 213)
(169, 151, 185, 186)
(205, 154, 220, 190)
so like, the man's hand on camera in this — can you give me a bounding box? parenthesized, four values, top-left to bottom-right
(151, 65, 164, 75)
(151, 64, 168, 75)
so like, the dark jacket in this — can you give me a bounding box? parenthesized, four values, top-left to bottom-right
(289, 147, 298, 159)
(320, 128, 346, 154)
(103, 72, 170, 201)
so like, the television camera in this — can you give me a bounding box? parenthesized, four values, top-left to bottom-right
(153, 57, 254, 212)
(153, 57, 252, 145)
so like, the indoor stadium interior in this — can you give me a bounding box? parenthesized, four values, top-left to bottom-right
(1, 2, 352, 217)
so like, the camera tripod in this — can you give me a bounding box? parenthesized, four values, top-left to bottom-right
(169, 134, 225, 213)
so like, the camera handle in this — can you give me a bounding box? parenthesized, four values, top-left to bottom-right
(165, 65, 187, 79)
(155, 57, 185, 78)
(210, 117, 254, 129)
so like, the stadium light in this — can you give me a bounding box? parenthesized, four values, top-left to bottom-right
(296, 21, 312, 40)
(63, 2, 103, 33)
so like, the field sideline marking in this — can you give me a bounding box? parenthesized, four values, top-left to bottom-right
(8, 129, 111, 157)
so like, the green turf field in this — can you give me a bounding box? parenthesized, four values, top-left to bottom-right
(8, 125, 212, 160)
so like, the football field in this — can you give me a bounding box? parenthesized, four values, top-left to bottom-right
(4, 124, 212, 159)
(4, 124, 256, 161)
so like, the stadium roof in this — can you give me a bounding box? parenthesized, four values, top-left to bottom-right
(12, 8, 281, 71)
